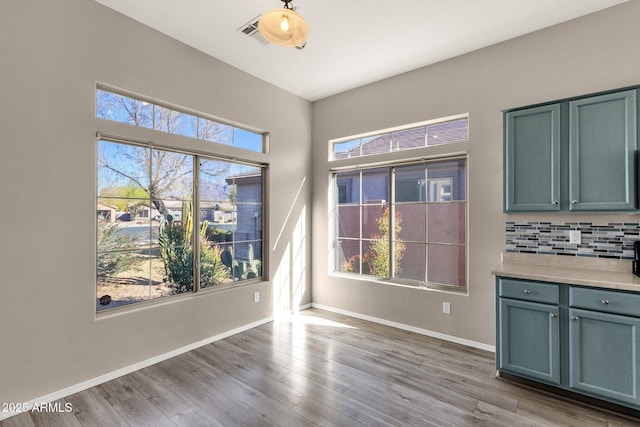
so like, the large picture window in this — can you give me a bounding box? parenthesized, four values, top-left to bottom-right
(97, 140, 264, 310)
(95, 87, 265, 311)
(334, 158, 466, 289)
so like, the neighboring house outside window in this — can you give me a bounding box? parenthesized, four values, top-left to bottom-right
(331, 116, 468, 290)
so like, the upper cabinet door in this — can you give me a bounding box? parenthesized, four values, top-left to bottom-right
(504, 104, 561, 212)
(569, 90, 637, 211)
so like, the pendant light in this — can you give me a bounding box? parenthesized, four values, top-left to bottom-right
(258, 0, 309, 49)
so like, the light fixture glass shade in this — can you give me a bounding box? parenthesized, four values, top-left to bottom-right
(258, 8, 309, 47)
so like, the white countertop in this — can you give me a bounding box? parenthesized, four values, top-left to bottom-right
(492, 253, 640, 292)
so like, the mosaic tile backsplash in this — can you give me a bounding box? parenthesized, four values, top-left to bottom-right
(506, 222, 640, 260)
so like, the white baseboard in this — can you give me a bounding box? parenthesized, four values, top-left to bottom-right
(295, 303, 312, 311)
(310, 303, 495, 353)
(0, 316, 273, 422)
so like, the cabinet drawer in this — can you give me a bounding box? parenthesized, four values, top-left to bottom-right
(498, 278, 559, 304)
(570, 287, 640, 317)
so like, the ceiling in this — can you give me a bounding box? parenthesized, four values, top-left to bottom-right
(95, 0, 628, 102)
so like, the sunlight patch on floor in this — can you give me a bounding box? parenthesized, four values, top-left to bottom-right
(275, 312, 358, 329)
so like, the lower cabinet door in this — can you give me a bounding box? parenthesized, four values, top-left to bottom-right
(498, 298, 560, 384)
(569, 308, 640, 406)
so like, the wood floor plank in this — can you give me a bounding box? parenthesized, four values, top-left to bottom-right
(515, 391, 610, 427)
(96, 377, 177, 427)
(473, 400, 551, 427)
(0, 413, 36, 427)
(201, 336, 296, 382)
(29, 399, 81, 427)
(606, 413, 640, 427)
(291, 396, 370, 427)
(384, 379, 480, 425)
(424, 341, 497, 379)
(2, 307, 639, 426)
(192, 345, 305, 409)
(173, 354, 316, 427)
(286, 367, 436, 427)
(145, 358, 272, 426)
(401, 361, 520, 412)
(65, 387, 128, 427)
(170, 404, 226, 427)
(127, 368, 195, 419)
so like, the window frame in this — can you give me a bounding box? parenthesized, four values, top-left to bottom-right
(96, 136, 267, 311)
(329, 117, 469, 293)
(95, 86, 269, 313)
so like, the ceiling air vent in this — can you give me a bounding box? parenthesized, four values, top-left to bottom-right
(238, 15, 269, 46)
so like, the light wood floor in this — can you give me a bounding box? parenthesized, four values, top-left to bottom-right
(2, 308, 640, 426)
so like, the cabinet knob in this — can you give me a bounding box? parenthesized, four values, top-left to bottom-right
(572, 316, 580, 321)
(601, 299, 610, 305)
(550, 313, 558, 318)
(571, 200, 579, 204)
(523, 289, 531, 294)
(552, 200, 559, 205)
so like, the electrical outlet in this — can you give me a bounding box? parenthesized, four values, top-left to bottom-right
(253, 291, 260, 303)
(443, 302, 451, 314)
(569, 230, 581, 244)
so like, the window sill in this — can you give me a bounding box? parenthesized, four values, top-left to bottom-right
(95, 278, 266, 320)
(330, 272, 467, 295)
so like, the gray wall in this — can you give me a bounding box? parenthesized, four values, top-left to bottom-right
(311, 0, 640, 347)
(0, 0, 311, 404)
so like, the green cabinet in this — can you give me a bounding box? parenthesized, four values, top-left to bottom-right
(569, 91, 637, 211)
(498, 298, 560, 384)
(504, 105, 561, 212)
(568, 287, 640, 407)
(504, 88, 637, 212)
(497, 278, 560, 385)
(496, 277, 640, 410)
(568, 308, 640, 406)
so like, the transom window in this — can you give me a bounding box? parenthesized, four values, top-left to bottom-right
(96, 88, 264, 153)
(331, 115, 468, 160)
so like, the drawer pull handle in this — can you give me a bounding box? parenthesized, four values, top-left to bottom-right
(601, 300, 610, 305)
(572, 316, 580, 321)
(571, 200, 579, 204)
(552, 200, 559, 205)
(523, 289, 531, 294)
(550, 313, 558, 318)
